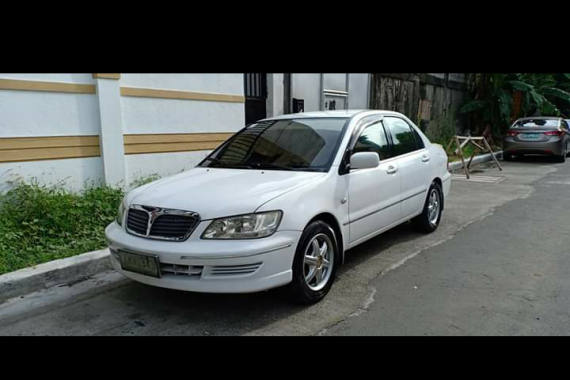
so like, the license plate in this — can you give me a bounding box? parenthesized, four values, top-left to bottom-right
(521, 133, 540, 139)
(119, 250, 160, 278)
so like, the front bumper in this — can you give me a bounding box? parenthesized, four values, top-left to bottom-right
(105, 222, 301, 293)
(503, 138, 564, 156)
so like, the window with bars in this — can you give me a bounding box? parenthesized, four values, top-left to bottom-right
(244, 73, 267, 100)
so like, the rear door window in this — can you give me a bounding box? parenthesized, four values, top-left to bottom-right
(384, 117, 422, 156)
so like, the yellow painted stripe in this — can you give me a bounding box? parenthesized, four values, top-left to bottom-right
(124, 133, 233, 145)
(0, 146, 101, 163)
(0, 135, 101, 163)
(123, 132, 233, 155)
(120, 87, 245, 103)
(92, 73, 121, 80)
(0, 78, 96, 94)
(0, 133, 234, 162)
(125, 141, 225, 155)
(0, 136, 100, 151)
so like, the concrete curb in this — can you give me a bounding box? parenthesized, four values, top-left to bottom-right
(448, 151, 503, 171)
(0, 248, 111, 304)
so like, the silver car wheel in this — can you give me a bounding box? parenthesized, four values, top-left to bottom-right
(303, 233, 334, 291)
(427, 189, 440, 227)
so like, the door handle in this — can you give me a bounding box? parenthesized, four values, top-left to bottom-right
(387, 166, 398, 174)
(421, 155, 430, 163)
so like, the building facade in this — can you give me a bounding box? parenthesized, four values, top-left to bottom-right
(0, 73, 465, 192)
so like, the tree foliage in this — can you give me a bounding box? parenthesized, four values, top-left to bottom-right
(460, 73, 570, 135)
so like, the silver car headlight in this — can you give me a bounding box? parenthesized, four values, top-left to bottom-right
(201, 211, 283, 239)
(116, 199, 126, 226)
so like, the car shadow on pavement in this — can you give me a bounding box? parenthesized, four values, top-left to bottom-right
(508, 155, 566, 164)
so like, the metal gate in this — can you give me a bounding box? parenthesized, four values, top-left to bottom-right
(244, 73, 267, 124)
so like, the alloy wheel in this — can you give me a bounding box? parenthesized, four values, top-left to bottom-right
(428, 189, 440, 227)
(303, 233, 334, 291)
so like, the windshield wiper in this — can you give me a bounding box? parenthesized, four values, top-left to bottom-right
(203, 157, 228, 167)
(249, 162, 318, 171)
(249, 162, 296, 171)
(204, 158, 252, 169)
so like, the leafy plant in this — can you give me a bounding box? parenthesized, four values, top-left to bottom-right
(459, 73, 570, 135)
(0, 180, 124, 275)
(424, 112, 458, 147)
(129, 173, 161, 189)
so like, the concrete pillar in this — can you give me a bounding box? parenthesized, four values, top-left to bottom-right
(93, 74, 126, 188)
(266, 74, 285, 118)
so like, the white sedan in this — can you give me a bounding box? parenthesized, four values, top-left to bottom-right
(106, 110, 451, 304)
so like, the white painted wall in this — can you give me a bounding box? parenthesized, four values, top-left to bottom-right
(291, 74, 322, 112)
(121, 74, 245, 135)
(125, 150, 212, 187)
(0, 73, 103, 190)
(0, 73, 246, 193)
(266, 73, 284, 118)
(0, 157, 104, 193)
(1, 73, 376, 193)
(0, 89, 100, 137)
(288, 73, 371, 113)
(120, 74, 243, 95)
(323, 74, 347, 92)
(348, 73, 370, 109)
(0, 73, 95, 84)
(121, 98, 244, 135)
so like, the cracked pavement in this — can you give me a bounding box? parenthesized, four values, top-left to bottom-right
(0, 157, 566, 336)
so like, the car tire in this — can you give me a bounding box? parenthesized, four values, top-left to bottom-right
(286, 221, 339, 305)
(557, 144, 568, 163)
(503, 152, 514, 161)
(412, 182, 443, 234)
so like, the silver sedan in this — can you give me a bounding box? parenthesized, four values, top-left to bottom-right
(503, 117, 570, 162)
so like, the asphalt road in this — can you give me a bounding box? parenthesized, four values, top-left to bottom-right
(324, 157, 570, 336)
(0, 157, 568, 336)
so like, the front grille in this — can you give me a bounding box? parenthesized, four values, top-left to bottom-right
(127, 209, 149, 235)
(161, 263, 203, 277)
(150, 215, 198, 239)
(126, 206, 200, 241)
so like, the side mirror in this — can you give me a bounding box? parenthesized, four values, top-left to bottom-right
(350, 152, 380, 170)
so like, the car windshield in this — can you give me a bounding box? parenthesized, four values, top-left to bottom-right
(513, 119, 559, 128)
(199, 118, 349, 172)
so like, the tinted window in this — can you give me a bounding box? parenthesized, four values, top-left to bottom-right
(384, 117, 420, 156)
(412, 128, 425, 149)
(354, 121, 391, 161)
(200, 118, 348, 172)
(513, 119, 560, 128)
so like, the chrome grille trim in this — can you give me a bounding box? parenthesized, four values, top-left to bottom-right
(160, 263, 203, 277)
(126, 205, 201, 242)
(208, 262, 263, 276)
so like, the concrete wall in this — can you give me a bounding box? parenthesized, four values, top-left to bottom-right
(1, 72, 373, 193)
(0, 73, 245, 192)
(0, 73, 101, 191)
(287, 73, 370, 114)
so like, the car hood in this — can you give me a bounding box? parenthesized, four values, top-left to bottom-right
(127, 167, 326, 220)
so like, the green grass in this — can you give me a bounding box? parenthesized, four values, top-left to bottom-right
(0, 180, 125, 275)
(446, 144, 476, 162)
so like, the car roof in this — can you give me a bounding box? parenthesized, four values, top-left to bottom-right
(263, 109, 405, 121)
(517, 116, 562, 121)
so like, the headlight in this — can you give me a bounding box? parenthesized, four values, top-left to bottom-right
(202, 211, 283, 239)
(116, 200, 126, 226)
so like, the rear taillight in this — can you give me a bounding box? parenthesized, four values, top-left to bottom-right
(544, 131, 563, 136)
(507, 131, 519, 137)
